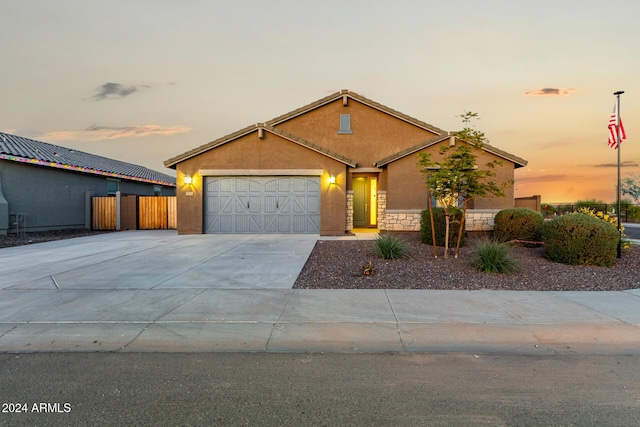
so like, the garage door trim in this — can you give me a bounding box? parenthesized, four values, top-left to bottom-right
(200, 169, 323, 176)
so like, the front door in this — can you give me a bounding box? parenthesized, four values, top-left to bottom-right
(352, 175, 377, 228)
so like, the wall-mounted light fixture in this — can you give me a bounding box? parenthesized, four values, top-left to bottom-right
(329, 175, 336, 184)
(184, 175, 193, 185)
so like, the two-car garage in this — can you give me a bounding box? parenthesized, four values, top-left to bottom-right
(204, 176, 321, 233)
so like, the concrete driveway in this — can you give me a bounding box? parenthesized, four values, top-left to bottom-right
(2, 230, 640, 354)
(0, 230, 317, 291)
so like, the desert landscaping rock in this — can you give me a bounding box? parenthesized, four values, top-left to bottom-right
(294, 233, 640, 291)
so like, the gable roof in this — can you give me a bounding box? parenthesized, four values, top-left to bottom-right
(164, 123, 357, 169)
(0, 132, 176, 186)
(374, 134, 528, 168)
(164, 89, 527, 171)
(266, 89, 447, 135)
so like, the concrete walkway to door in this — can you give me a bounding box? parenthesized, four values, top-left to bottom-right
(1, 230, 640, 354)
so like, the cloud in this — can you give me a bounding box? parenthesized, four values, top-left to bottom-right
(524, 88, 576, 96)
(39, 124, 191, 141)
(516, 174, 569, 183)
(593, 161, 639, 168)
(91, 82, 150, 100)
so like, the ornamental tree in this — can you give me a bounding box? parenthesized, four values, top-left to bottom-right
(418, 112, 511, 258)
(621, 173, 640, 204)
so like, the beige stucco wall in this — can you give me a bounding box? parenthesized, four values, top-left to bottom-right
(386, 140, 516, 211)
(276, 98, 439, 168)
(171, 96, 522, 236)
(175, 130, 347, 235)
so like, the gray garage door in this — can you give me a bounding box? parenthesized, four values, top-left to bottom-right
(204, 176, 320, 233)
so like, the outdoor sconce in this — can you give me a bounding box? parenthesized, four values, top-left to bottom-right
(184, 175, 193, 185)
(329, 175, 336, 184)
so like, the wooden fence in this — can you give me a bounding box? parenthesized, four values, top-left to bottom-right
(138, 196, 177, 229)
(92, 197, 117, 230)
(91, 195, 176, 231)
(514, 195, 541, 212)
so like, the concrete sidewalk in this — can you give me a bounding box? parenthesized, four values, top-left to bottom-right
(1, 231, 639, 354)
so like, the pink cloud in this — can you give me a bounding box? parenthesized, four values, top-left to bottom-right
(524, 88, 576, 96)
(39, 124, 191, 141)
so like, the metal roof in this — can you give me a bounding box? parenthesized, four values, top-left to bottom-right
(0, 132, 176, 186)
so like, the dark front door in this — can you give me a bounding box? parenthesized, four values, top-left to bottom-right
(352, 175, 378, 228)
(353, 177, 368, 227)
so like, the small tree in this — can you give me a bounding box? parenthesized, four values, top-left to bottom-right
(418, 112, 511, 258)
(621, 173, 640, 204)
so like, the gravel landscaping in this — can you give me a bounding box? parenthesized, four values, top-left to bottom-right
(0, 229, 108, 249)
(294, 232, 640, 291)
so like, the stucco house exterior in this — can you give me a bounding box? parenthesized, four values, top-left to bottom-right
(164, 90, 527, 235)
(0, 132, 176, 234)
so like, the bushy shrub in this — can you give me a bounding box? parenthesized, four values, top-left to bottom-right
(470, 238, 520, 273)
(493, 208, 544, 242)
(625, 205, 640, 222)
(542, 213, 619, 267)
(374, 234, 410, 260)
(575, 207, 630, 250)
(420, 207, 465, 247)
(541, 203, 556, 217)
(575, 199, 607, 212)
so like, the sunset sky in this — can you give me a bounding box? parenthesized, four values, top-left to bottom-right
(2, 0, 638, 204)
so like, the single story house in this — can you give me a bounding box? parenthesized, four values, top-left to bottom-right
(164, 90, 527, 235)
(0, 132, 176, 234)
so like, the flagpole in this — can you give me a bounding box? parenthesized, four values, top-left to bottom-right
(614, 90, 624, 258)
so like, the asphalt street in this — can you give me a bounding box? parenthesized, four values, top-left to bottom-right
(1, 352, 640, 427)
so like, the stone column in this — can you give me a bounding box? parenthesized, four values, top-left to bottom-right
(377, 191, 387, 231)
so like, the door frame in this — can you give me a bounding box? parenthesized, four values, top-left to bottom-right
(351, 173, 378, 228)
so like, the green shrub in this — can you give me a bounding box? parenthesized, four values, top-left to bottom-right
(541, 203, 556, 217)
(575, 199, 607, 212)
(626, 205, 640, 222)
(493, 208, 544, 242)
(470, 238, 520, 273)
(374, 234, 410, 260)
(420, 207, 466, 247)
(542, 213, 619, 267)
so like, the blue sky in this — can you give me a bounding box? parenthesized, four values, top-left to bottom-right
(2, 0, 639, 202)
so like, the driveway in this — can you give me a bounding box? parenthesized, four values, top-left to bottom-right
(2, 230, 640, 354)
(0, 231, 317, 290)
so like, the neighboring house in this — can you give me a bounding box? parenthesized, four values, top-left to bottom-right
(164, 89, 527, 235)
(0, 132, 176, 234)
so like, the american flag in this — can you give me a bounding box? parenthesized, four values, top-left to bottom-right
(608, 103, 626, 149)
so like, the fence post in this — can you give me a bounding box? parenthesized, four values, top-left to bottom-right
(116, 191, 121, 231)
(85, 191, 95, 230)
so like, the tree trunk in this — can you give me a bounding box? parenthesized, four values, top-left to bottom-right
(455, 200, 468, 258)
(427, 186, 437, 258)
(444, 208, 450, 259)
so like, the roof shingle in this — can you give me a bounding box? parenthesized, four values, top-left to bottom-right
(0, 132, 176, 186)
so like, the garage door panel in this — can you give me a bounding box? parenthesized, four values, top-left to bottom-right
(277, 216, 291, 233)
(205, 176, 320, 233)
(235, 215, 261, 233)
(248, 196, 262, 213)
(307, 196, 320, 213)
(264, 196, 277, 213)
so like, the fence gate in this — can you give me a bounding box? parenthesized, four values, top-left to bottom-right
(92, 197, 117, 230)
(139, 196, 177, 229)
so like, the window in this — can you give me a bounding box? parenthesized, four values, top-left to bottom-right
(154, 186, 162, 196)
(338, 114, 353, 134)
(107, 179, 120, 195)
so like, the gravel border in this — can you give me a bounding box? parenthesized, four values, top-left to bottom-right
(294, 233, 640, 291)
(0, 229, 109, 249)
